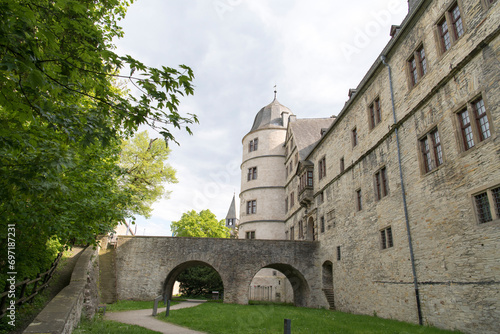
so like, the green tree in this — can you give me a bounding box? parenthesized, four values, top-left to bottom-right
(119, 131, 177, 218)
(171, 209, 229, 298)
(171, 210, 230, 238)
(0, 0, 197, 297)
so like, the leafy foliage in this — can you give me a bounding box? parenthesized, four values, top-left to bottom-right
(171, 210, 230, 238)
(177, 266, 224, 297)
(119, 131, 177, 218)
(171, 209, 229, 297)
(0, 0, 195, 288)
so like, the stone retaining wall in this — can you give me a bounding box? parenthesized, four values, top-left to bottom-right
(23, 246, 99, 334)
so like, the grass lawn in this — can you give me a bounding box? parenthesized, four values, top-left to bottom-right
(74, 316, 160, 334)
(160, 303, 462, 334)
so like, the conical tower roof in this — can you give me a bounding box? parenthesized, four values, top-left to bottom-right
(249, 97, 292, 133)
(225, 194, 237, 220)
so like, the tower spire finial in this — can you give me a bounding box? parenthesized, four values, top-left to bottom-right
(274, 84, 277, 100)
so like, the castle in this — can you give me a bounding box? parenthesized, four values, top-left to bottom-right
(228, 0, 500, 332)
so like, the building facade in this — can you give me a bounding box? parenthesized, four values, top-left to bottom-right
(237, 0, 499, 332)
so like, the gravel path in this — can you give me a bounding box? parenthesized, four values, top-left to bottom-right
(104, 300, 207, 334)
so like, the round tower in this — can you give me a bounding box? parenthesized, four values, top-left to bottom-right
(239, 96, 292, 240)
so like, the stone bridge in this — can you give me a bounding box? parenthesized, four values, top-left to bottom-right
(110, 236, 328, 308)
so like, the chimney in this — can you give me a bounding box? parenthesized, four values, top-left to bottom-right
(390, 25, 401, 38)
(348, 89, 357, 99)
(289, 115, 297, 123)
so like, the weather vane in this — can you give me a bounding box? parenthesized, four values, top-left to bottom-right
(274, 84, 277, 99)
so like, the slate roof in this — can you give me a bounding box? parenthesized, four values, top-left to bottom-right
(289, 118, 335, 162)
(249, 98, 293, 132)
(225, 194, 237, 220)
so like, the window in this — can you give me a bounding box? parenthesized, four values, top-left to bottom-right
(246, 200, 257, 214)
(438, 17, 451, 52)
(327, 210, 336, 229)
(285, 197, 288, 213)
(420, 128, 443, 173)
(336, 246, 341, 261)
(380, 227, 394, 249)
(457, 97, 491, 151)
(340, 157, 345, 173)
(320, 216, 325, 233)
(299, 221, 303, 239)
(246, 231, 256, 239)
(249, 138, 258, 152)
(318, 191, 325, 204)
(473, 185, 500, 224)
(290, 226, 295, 240)
(227, 218, 234, 226)
(473, 98, 491, 141)
(451, 4, 464, 39)
(408, 45, 427, 87)
(290, 192, 295, 208)
(356, 189, 362, 211)
(247, 167, 257, 181)
(437, 3, 464, 53)
(318, 157, 326, 180)
(374, 167, 389, 200)
(369, 98, 381, 129)
(307, 171, 313, 187)
(352, 127, 358, 147)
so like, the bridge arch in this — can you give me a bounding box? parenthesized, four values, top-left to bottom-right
(255, 263, 311, 307)
(163, 260, 224, 300)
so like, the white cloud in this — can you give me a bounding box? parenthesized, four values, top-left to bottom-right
(115, 0, 408, 235)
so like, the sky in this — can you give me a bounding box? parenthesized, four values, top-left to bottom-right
(114, 0, 409, 236)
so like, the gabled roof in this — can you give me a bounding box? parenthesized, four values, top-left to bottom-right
(289, 118, 335, 162)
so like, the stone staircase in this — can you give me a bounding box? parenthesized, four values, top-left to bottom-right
(322, 288, 335, 310)
(99, 244, 117, 303)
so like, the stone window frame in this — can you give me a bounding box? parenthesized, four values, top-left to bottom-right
(352, 127, 358, 148)
(318, 191, 325, 205)
(470, 184, 500, 226)
(480, 0, 497, 11)
(453, 94, 493, 153)
(380, 226, 394, 250)
(374, 166, 389, 201)
(407, 43, 428, 89)
(356, 188, 363, 211)
(318, 156, 327, 180)
(320, 216, 325, 233)
(418, 126, 444, 174)
(434, 1, 466, 55)
(248, 138, 259, 152)
(368, 97, 382, 130)
(247, 166, 257, 181)
(246, 200, 257, 215)
(245, 231, 256, 239)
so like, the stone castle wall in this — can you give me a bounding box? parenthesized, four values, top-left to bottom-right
(282, 1, 500, 332)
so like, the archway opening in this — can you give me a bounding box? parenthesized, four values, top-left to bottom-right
(248, 263, 310, 307)
(163, 261, 224, 301)
(307, 216, 315, 240)
(322, 261, 335, 309)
